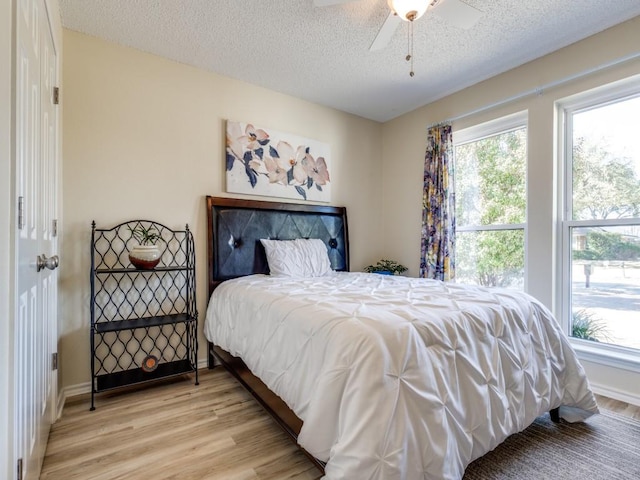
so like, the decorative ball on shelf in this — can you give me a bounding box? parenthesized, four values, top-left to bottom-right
(141, 354, 159, 373)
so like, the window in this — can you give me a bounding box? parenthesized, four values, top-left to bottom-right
(561, 84, 640, 353)
(453, 113, 527, 289)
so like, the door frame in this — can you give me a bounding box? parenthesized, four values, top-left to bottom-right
(1, 0, 16, 478)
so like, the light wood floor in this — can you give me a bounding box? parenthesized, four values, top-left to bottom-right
(41, 368, 640, 480)
(41, 368, 320, 480)
(593, 393, 640, 421)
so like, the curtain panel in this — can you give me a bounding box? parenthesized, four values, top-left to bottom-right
(420, 124, 455, 281)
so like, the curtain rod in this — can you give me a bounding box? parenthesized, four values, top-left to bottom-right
(430, 50, 640, 127)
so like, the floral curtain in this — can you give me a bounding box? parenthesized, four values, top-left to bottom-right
(419, 124, 455, 281)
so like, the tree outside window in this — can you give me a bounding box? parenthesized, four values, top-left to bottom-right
(454, 122, 527, 289)
(565, 93, 640, 351)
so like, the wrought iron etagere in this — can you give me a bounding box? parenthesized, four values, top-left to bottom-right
(90, 220, 198, 410)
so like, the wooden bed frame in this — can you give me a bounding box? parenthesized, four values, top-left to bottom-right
(205, 195, 350, 472)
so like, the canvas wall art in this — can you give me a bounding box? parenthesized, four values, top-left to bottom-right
(225, 120, 331, 202)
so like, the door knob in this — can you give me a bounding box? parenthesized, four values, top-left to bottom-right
(37, 254, 59, 272)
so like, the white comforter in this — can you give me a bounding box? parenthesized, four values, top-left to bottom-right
(204, 272, 598, 480)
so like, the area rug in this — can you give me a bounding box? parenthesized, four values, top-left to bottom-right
(463, 411, 640, 479)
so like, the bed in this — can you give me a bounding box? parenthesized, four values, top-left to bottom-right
(204, 196, 598, 480)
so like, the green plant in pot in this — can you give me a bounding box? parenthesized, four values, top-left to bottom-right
(128, 224, 162, 270)
(364, 259, 408, 276)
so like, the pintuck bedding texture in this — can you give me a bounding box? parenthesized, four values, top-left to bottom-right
(204, 272, 598, 480)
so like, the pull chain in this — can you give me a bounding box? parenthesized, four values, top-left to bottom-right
(406, 19, 415, 77)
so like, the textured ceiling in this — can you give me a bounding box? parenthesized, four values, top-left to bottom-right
(59, 0, 640, 122)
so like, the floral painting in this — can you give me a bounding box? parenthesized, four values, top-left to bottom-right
(225, 120, 331, 202)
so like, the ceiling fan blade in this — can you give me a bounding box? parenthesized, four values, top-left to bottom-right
(369, 12, 402, 51)
(313, 0, 359, 6)
(432, 0, 483, 30)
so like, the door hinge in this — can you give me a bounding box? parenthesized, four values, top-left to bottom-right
(18, 196, 24, 230)
(53, 86, 60, 105)
(53, 219, 58, 237)
(17, 458, 23, 480)
(52, 352, 58, 371)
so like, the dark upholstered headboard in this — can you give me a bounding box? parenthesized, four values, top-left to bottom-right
(206, 196, 349, 296)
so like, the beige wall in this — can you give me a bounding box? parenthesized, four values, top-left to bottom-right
(60, 30, 383, 389)
(62, 18, 640, 402)
(381, 16, 640, 402)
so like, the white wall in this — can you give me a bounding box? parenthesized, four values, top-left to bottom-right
(381, 17, 640, 403)
(0, 0, 15, 476)
(60, 30, 384, 390)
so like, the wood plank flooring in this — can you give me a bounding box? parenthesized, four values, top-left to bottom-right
(594, 393, 640, 421)
(41, 368, 320, 480)
(41, 368, 640, 480)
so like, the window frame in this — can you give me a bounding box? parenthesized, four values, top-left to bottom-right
(558, 75, 640, 371)
(453, 111, 528, 289)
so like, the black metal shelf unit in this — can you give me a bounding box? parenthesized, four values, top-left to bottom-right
(90, 220, 198, 410)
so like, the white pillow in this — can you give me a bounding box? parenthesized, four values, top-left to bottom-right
(260, 238, 332, 277)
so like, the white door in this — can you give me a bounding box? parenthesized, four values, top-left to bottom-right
(15, 0, 59, 478)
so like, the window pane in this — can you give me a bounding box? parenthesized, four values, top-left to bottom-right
(456, 229, 524, 289)
(572, 96, 640, 221)
(455, 128, 526, 227)
(571, 225, 640, 349)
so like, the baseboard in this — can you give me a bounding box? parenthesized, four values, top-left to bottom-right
(590, 381, 640, 407)
(56, 381, 90, 420)
(56, 360, 209, 418)
(55, 365, 639, 422)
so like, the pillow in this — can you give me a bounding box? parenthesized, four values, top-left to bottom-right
(260, 238, 332, 277)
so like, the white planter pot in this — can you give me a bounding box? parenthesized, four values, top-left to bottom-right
(129, 245, 161, 270)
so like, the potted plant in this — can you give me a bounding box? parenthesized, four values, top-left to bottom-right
(128, 224, 162, 269)
(364, 259, 408, 276)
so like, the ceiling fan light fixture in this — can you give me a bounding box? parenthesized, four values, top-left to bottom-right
(388, 0, 428, 21)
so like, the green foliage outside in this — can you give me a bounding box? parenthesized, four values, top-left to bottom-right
(571, 309, 610, 342)
(455, 131, 640, 287)
(571, 136, 640, 263)
(456, 230, 524, 288)
(455, 129, 526, 287)
(572, 137, 640, 221)
(569, 136, 640, 344)
(573, 231, 640, 261)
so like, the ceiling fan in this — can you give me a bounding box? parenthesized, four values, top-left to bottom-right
(313, 0, 483, 51)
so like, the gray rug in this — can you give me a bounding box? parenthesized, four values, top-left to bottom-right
(463, 411, 640, 479)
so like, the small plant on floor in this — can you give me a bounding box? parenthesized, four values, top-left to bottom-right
(571, 309, 610, 342)
(364, 259, 408, 275)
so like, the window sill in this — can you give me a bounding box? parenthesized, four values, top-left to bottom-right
(571, 338, 640, 373)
